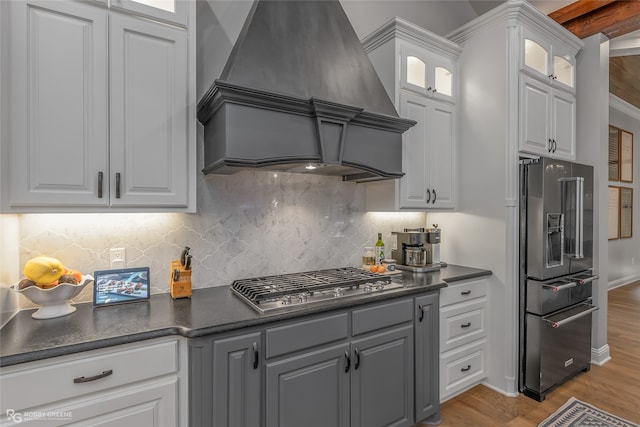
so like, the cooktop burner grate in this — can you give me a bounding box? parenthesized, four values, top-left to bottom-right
(231, 267, 392, 304)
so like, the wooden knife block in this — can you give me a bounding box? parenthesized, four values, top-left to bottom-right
(170, 260, 192, 299)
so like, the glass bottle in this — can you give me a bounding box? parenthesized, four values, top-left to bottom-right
(375, 233, 385, 266)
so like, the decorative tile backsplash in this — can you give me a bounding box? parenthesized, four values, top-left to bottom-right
(15, 171, 425, 308)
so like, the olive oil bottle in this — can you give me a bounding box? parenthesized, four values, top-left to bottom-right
(375, 233, 385, 266)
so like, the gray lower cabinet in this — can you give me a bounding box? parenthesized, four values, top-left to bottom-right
(350, 325, 414, 427)
(265, 343, 351, 427)
(415, 293, 440, 425)
(190, 332, 261, 427)
(189, 293, 440, 427)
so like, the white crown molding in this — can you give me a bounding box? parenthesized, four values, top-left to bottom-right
(362, 16, 462, 59)
(609, 93, 640, 121)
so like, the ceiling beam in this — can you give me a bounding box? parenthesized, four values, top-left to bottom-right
(549, 0, 640, 39)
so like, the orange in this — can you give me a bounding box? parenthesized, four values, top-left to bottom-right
(369, 265, 378, 273)
(377, 265, 386, 273)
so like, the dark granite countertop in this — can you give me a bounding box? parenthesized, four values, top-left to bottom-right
(0, 264, 491, 367)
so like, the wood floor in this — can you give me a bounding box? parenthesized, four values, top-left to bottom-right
(438, 281, 640, 426)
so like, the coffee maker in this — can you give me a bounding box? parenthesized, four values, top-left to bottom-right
(391, 226, 443, 272)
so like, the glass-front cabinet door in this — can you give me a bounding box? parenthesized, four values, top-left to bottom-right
(110, 0, 187, 26)
(401, 45, 455, 102)
(521, 29, 575, 92)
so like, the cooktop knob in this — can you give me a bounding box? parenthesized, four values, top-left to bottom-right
(282, 295, 293, 305)
(334, 287, 345, 297)
(363, 284, 373, 293)
(375, 281, 385, 291)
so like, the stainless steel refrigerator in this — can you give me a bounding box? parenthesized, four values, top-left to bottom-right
(519, 156, 598, 401)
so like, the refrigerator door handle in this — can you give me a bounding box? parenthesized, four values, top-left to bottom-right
(560, 177, 584, 259)
(543, 303, 598, 329)
(542, 280, 576, 292)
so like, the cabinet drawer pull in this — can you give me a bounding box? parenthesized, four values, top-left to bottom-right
(432, 189, 436, 204)
(98, 172, 104, 198)
(354, 347, 360, 370)
(460, 290, 471, 296)
(460, 322, 472, 328)
(548, 138, 553, 152)
(252, 342, 259, 370)
(460, 365, 471, 372)
(426, 188, 431, 203)
(418, 304, 424, 322)
(73, 369, 113, 384)
(115, 173, 121, 198)
(344, 350, 351, 373)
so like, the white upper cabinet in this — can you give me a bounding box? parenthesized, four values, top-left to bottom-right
(362, 17, 461, 212)
(521, 28, 576, 93)
(110, 0, 187, 26)
(518, 24, 578, 160)
(109, 13, 189, 207)
(3, 0, 195, 212)
(8, 0, 110, 208)
(520, 74, 576, 160)
(401, 45, 456, 103)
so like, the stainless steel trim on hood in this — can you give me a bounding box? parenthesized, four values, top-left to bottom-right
(197, 0, 416, 182)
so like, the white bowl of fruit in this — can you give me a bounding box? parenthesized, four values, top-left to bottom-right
(13, 256, 93, 319)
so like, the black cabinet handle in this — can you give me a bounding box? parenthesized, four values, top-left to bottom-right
(552, 139, 557, 152)
(460, 322, 472, 328)
(461, 365, 471, 372)
(344, 350, 351, 373)
(73, 369, 113, 384)
(461, 290, 471, 296)
(418, 304, 424, 322)
(426, 188, 431, 203)
(98, 172, 103, 198)
(548, 139, 553, 152)
(115, 173, 121, 198)
(354, 348, 360, 370)
(252, 342, 259, 370)
(432, 189, 436, 204)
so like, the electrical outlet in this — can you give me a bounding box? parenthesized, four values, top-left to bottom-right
(110, 248, 126, 268)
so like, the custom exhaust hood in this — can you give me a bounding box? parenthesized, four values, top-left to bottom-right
(197, 0, 415, 182)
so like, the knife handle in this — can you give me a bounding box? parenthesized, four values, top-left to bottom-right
(180, 247, 191, 267)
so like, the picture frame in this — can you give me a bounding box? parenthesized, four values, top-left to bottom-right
(93, 267, 150, 307)
(620, 129, 633, 183)
(608, 186, 620, 240)
(609, 125, 634, 183)
(620, 187, 633, 238)
(608, 186, 634, 240)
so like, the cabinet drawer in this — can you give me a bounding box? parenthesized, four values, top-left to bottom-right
(0, 339, 178, 412)
(266, 312, 348, 359)
(440, 278, 487, 307)
(440, 302, 486, 352)
(440, 340, 487, 400)
(352, 298, 413, 336)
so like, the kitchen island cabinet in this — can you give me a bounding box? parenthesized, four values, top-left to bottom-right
(362, 17, 461, 211)
(1, 0, 195, 212)
(0, 336, 187, 426)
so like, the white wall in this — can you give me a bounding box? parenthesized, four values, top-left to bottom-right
(608, 96, 640, 288)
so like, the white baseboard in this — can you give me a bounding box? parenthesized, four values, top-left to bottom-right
(481, 381, 519, 398)
(608, 275, 640, 290)
(591, 344, 611, 366)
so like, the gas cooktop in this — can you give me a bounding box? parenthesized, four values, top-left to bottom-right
(231, 267, 404, 313)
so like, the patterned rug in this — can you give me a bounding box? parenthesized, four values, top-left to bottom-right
(538, 397, 639, 427)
